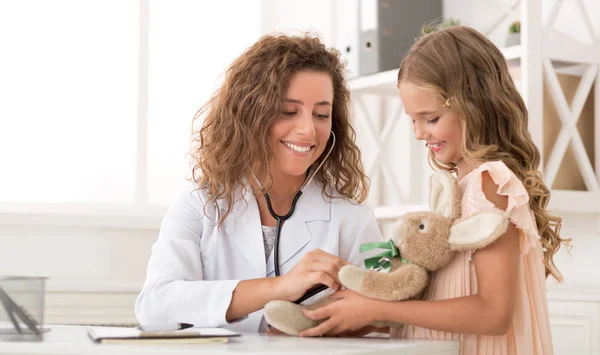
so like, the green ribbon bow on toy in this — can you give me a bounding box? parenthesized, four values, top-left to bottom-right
(360, 240, 408, 272)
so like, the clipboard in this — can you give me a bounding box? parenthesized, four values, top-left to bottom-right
(87, 327, 240, 345)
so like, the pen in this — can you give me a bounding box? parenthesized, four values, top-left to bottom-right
(136, 322, 194, 332)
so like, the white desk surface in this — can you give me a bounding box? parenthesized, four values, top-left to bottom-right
(1, 325, 460, 355)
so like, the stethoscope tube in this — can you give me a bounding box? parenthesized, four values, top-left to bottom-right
(264, 191, 302, 278)
(258, 132, 336, 304)
(264, 191, 328, 304)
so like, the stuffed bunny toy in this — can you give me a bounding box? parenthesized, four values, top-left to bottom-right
(263, 170, 510, 336)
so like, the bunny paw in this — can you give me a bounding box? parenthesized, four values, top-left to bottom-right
(263, 300, 318, 336)
(338, 264, 366, 291)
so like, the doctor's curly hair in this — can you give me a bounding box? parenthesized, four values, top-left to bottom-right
(190, 33, 369, 227)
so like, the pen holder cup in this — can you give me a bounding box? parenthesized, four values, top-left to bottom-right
(0, 276, 47, 341)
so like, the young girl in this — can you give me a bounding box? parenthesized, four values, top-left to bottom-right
(299, 26, 569, 354)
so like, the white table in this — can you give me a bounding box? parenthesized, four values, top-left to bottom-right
(1, 325, 460, 355)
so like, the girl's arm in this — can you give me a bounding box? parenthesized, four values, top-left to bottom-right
(300, 172, 520, 336)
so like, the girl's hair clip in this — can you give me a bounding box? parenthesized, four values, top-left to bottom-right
(442, 98, 451, 108)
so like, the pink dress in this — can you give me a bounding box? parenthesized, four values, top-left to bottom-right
(392, 161, 553, 354)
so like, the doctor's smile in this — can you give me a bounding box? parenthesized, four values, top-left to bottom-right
(280, 141, 315, 155)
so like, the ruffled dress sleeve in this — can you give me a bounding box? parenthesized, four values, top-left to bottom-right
(459, 161, 540, 254)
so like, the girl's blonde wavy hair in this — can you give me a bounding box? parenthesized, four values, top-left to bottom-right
(190, 34, 369, 227)
(398, 26, 569, 281)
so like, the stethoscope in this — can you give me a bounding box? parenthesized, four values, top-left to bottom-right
(255, 132, 336, 304)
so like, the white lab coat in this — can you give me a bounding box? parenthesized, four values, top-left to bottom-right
(135, 179, 383, 332)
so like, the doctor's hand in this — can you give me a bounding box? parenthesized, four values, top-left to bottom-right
(275, 249, 349, 302)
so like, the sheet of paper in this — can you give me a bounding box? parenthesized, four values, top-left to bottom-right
(87, 326, 239, 341)
(185, 328, 240, 337)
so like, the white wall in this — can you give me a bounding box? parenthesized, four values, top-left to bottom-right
(261, 0, 335, 46)
(0, 222, 157, 324)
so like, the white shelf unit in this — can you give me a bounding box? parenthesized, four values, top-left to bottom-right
(349, 0, 600, 217)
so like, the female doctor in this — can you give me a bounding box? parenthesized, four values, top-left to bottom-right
(135, 34, 384, 333)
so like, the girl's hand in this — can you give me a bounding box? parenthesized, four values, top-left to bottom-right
(274, 249, 349, 302)
(298, 289, 378, 337)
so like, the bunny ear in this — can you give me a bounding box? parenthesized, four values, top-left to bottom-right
(448, 213, 509, 251)
(429, 170, 460, 219)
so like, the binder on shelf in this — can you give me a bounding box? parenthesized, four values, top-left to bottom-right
(334, 0, 360, 78)
(356, 0, 443, 76)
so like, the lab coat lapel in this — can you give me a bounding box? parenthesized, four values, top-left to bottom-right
(266, 180, 331, 275)
(220, 187, 266, 277)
